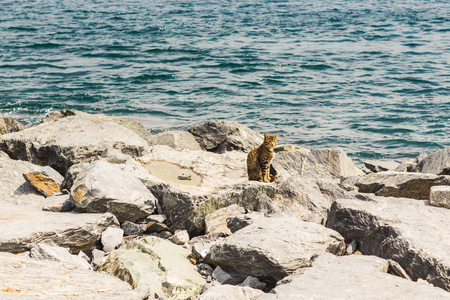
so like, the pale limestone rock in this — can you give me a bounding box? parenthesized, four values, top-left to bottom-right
(30, 243, 91, 270)
(23, 166, 64, 197)
(205, 204, 246, 235)
(148, 130, 202, 150)
(430, 185, 450, 208)
(101, 227, 124, 253)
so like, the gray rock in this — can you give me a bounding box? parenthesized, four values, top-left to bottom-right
(187, 120, 263, 153)
(205, 216, 346, 284)
(0, 252, 141, 299)
(169, 229, 190, 246)
(41, 194, 74, 212)
(364, 160, 400, 172)
(0, 112, 149, 174)
(257, 254, 450, 299)
(239, 276, 267, 290)
(0, 114, 24, 135)
(146, 221, 170, 233)
(430, 185, 450, 209)
(97, 236, 206, 299)
(70, 160, 157, 222)
(198, 284, 265, 300)
(346, 240, 358, 255)
(327, 196, 450, 291)
(0, 202, 118, 254)
(101, 227, 124, 253)
(414, 147, 450, 175)
(148, 129, 202, 150)
(212, 266, 238, 285)
(139, 214, 167, 224)
(226, 213, 265, 233)
(356, 171, 450, 200)
(121, 221, 148, 236)
(91, 249, 107, 266)
(30, 243, 92, 269)
(205, 204, 246, 235)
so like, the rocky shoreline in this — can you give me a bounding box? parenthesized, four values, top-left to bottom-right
(0, 109, 449, 299)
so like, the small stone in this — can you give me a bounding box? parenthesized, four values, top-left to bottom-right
(388, 259, 412, 281)
(238, 276, 267, 290)
(139, 214, 167, 224)
(121, 221, 147, 236)
(205, 204, 245, 235)
(23, 166, 64, 197)
(157, 231, 173, 239)
(101, 227, 124, 253)
(41, 194, 73, 212)
(346, 240, 357, 255)
(146, 221, 169, 233)
(91, 249, 107, 266)
(169, 229, 189, 246)
(430, 185, 450, 209)
(212, 266, 238, 285)
(30, 243, 91, 270)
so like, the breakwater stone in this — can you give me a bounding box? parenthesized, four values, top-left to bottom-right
(430, 185, 450, 209)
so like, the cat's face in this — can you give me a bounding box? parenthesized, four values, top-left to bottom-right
(263, 134, 278, 151)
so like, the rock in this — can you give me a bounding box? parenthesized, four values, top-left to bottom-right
(346, 240, 358, 255)
(70, 160, 157, 222)
(239, 276, 267, 290)
(91, 249, 107, 266)
(146, 221, 170, 233)
(121, 221, 148, 236)
(0, 202, 118, 254)
(388, 259, 412, 281)
(0, 252, 141, 299)
(140, 214, 167, 224)
(205, 204, 246, 235)
(364, 160, 400, 172)
(327, 196, 450, 291)
(205, 216, 346, 285)
(272, 149, 364, 181)
(0, 112, 149, 174)
(414, 147, 450, 175)
(30, 243, 91, 269)
(226, 213, 265, 233)
(187, 120, 263, 153)
(430, 185, 450, 208)
(198, 284, 265, 300)
(356, 171, 450, 200)
(258, 253, 450, 299)
(23, 166, 64, 197)
(169, 229, 190, 246)
(97, 236, 206, 299)
(101, 227, 124, 253)
(148, 130, 202, 150)
(0, 115, 24, 135)
(212, 266, 238, 285)
(41, 194, 73, 212)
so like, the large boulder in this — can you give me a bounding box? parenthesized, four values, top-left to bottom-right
(0, 156, 46, 208)
(0, 111, 149, 174)
(187, 120, 263, 153)
(258, 254, 450, 299)
(414, 147, 450, 175)
(147, 130, 202, 150)
(97, 236, 206, 299)
(0, 252, 142, 299)
(70, 160, 157, 222)
(0, 202, 118, 254)
(205, 216, 346, 285)
(327, 196, 450, 291)
(356, 171, 450, 200)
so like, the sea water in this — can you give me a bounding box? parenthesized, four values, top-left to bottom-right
(1, 0, 449, 164)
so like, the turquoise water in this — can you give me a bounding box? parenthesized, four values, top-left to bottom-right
(1, 0, 449, 163)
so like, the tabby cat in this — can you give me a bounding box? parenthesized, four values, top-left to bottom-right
(247, 134, 278, 182)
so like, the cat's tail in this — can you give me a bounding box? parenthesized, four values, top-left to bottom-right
(269, 174, 275, 182)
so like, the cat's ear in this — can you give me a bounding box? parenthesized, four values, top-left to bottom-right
(264, 133, 268, 138)
(274, 134, 278, 138)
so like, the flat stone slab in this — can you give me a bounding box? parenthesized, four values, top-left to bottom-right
(327, 196, 450, 291)
(430, 185, 450, 209)
(0, 252, 141, 299)
(0, 203, 118, 254)
(258, 254, 450, 299)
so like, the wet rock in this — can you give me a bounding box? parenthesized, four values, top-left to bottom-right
(101, 227, 124, 253)
(121, 221, 148, 236)
(364, 160, 400, 172)
(414, 147, 450, 175)
(430, 185, 450, 208)
(205, 216, 346, 285)
(258, 253, 450, 299)
(23, 166, 64, 197)
(169, 229, 190, 246)
(0, 202, 118, 254)
(212, 266, 238, 285)
(30, 243, 91, 270)
(0, 111, 149, 174)
(0, 157, 46, 208)
(0, 252, 141, 299)
(226, 212, 265, 233)
(272, 148, 364, 181)
(356, 171, 450, 200)
(148, 129, 202, 150)
(327, 196, 450, 291)
(198, 284, 265, 300)
(41, 193, 73, 212)
(97, 236, 206, 299)
(187, 120, 263, 153)
(70, 160, 157, 222)
(205, 204, 246, 235)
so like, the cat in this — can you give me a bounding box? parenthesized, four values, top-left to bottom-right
(247, 133, 278, 182)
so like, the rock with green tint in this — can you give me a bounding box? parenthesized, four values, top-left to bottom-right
(97, 236, 206, 300)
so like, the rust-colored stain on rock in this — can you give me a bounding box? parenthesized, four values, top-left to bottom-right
(23, 172, 61, 198)
(72, 184, 88, 205)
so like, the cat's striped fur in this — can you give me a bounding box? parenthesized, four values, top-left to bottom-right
(247, 134, 278, 182)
